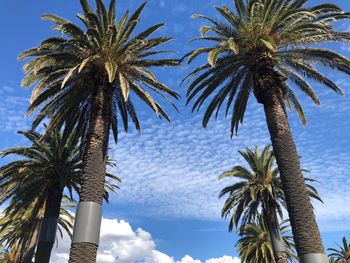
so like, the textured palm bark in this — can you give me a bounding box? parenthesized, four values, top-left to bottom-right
(264, 201, 288, 263)
(253, 62, 325, 256)
(35, 184, 63, 263)
(69, 80, 112, 263)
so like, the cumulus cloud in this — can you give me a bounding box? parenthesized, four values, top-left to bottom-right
(205, 256, 240, 263)
(51, 218, 240, 263)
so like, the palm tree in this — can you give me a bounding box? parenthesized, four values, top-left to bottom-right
(18, 0, 179, 261)
(0, 128, 119, 262)
(219, 145, 321, 263)
(183, 1, 350, 261)
(237, 215, 296, 263)
(328, 237, 350, 262)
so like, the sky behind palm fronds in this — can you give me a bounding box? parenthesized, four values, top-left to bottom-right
(0, 1, 349, 262)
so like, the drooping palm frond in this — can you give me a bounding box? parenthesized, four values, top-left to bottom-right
(183, 0, 350, 136)
(219, 145, 322, 231)
(19, 0, 180, 143)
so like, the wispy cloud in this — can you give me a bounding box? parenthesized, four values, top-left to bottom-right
(106, 75, 350, 232)
(0, 85, 32, 133)
(1, 77, 349, 233)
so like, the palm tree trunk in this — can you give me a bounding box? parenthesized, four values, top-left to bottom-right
(69, 81, 112, 263)
(264, 202, 288, 263)
(34, 184, 63, 263)
(253, 61, 327, 262)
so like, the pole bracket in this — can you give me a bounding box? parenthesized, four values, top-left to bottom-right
(299, 253, 328, 263)
(72, 202, 102, 245)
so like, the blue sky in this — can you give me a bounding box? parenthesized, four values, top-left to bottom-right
(1, 0, 350, 262)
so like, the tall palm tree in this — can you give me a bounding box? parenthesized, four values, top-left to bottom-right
(328, 237, 350, 262)
(237, 215, 296, 263)
(19, 0, 179, 261)
(0, 129, 119, 263)
(183, 1, 350, 261)
(219, 145, 321, 263)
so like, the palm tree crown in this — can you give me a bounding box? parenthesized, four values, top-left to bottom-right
(0, 130, 81, 209)
(328, 237, 350, 262)
(19, 0, 179, 141)
(183, 0, 350, 135)
(237, 215, 296, 263)
(219, 145, 321, 231)
(0, 128, 118, 210)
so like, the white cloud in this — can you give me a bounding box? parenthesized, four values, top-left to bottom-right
(177, 255, 201, 263)
(0, 93, 32, 133)
(205, 256, 241, 263)
(51, 218, 240, 263)
(144, 251, 174, 263)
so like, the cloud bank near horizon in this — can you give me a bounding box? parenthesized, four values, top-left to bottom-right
(51, 218, 240, 263)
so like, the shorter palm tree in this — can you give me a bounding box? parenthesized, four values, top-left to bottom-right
(237, 215, 296, 263)
(219, 145, 322, 263)
(0, 128, 119, 262)
(328, 237, 350, 262)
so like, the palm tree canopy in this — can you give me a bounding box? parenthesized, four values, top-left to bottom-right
(19, 0, 180, 142)
(328, 237, 350, 262)
(237, 214, 296, 263)
(219, 145, 322, 231)
(0, 128, 119, 210)
(183, 0, 350, 136)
